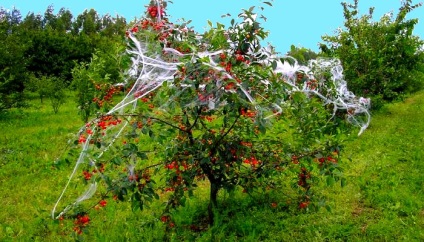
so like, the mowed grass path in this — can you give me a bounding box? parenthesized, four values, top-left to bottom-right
(0, 91, 423, 241)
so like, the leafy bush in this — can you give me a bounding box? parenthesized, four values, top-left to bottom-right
(26, 75, 67, 113)
(48, 77, 67, 114)
(321, 0, 424, 109)
(26, 75, 51, 104)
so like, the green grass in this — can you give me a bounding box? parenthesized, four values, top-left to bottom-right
(1, 91, 424, 241)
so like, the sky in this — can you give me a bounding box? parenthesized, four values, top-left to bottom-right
(1, 0, 423, 54)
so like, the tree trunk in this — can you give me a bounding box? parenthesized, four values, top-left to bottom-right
(208, 181, 219, 225)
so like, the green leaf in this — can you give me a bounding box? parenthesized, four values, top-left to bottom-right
(325, 204, 332, 212)
(326, 176, 335, 186)
(341, 177, 347, 187)
(259, 123, 267, 134)
(137, 152, 148, 160)
(5, 227, 14, 236)
(292, 92, 305, 103)
(111, 156, 122, 165)
(271, 60, 277, 70)
(180, 196, 186, 206)
(201, 157, 210, 164)
(148, 130, 155, 138)
(263, 1, 273, 7)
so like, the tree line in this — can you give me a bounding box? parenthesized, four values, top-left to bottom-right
(0, 6, 128, 111)
(1, 0, 423, 113)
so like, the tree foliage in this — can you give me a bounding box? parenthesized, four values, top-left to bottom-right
(48, 76, 67, 114)
(71, 46, 127, 122)
(321, 0, 424, 109)
(0, 5, 128, 111)
(286, 45, 318, 65)
(53, 1, 370, 236)
(26, 74, 67, 113)
(0, 7, 28, 111)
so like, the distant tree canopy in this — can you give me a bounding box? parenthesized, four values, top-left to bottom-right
(286, 45, 318, 65)
(0, 5, 128, 111)
(321, 0, 424, 109)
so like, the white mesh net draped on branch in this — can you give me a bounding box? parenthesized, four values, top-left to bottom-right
(52, 0, 370, 219)
(273, 57, 370, 135)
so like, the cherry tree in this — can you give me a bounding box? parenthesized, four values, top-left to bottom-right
(52, 0, 370, 233)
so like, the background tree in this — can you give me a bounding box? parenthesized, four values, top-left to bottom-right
(26, 28, 76, 81)
(0, 5, 128, 112)
(47, 76, 67, 114)
(99, 14, 127, 38)
(286, 45, 318, 65)
(26, 74, 67, 112)
(72, 9, 101, 36)
(26, 74, 51, 104)
(0, 7, 28, 111)
(56, 8, 73, 33)
(321, 0, 424, 109)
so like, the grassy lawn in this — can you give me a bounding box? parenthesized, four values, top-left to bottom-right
(1, 90, 423, 241)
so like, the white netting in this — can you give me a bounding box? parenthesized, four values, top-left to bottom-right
(52, 1, 370, 219)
